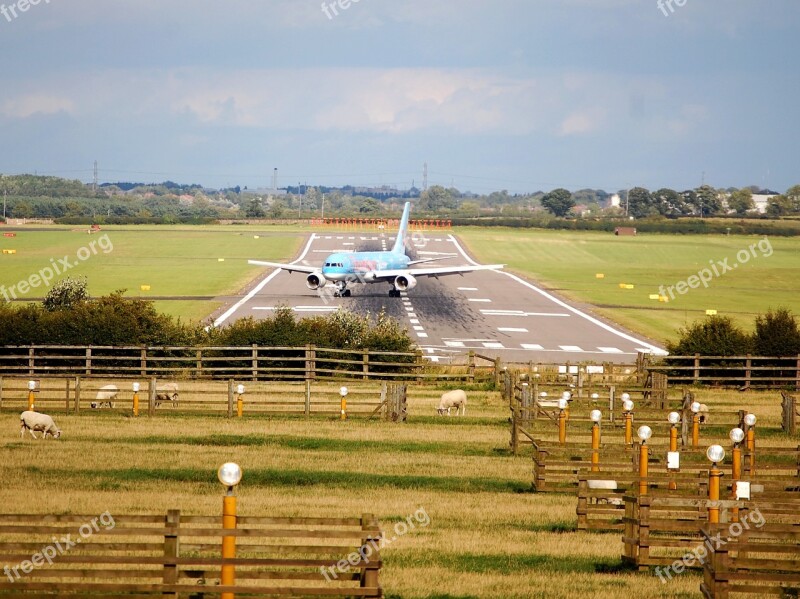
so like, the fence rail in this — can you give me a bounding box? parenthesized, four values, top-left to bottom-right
(650, 355, 800, 389)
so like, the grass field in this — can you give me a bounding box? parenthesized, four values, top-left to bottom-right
(1, 383, 792, 598)
(0, 225, 303, 321)
(457, 228, 800, 345)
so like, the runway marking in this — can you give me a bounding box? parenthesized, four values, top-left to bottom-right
(468, 298, 492, 303)
(343, 242, 354, 246)
(417, 332, 429, 338)
(521, 343, 545, 350)
(483, 342, 505, 349)
(458, 287, 479, 291)
(253, 306, 338, 313)
(498, 327, 529, 333)
(405, 307, 414, 313)
(213, 234, 318, 327)
(560, 345, 583, 352)
(445, 341, 465, 347)
(481, 309, 569, 318)
(447, 234, 667, 356)
(598, 347, 624, 354)
(410, 319, 420, 324)
(413, 326, 425, 332)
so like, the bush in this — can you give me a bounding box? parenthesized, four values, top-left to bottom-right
(753, 307, 800, 357)
(667, 316, 752, 356)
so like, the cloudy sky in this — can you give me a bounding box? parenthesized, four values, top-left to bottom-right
(0, 0, 798, 193)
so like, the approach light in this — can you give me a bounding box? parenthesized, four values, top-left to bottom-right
(217, 463, 243, 488)
(340, 386, 348, 397)
(590, 409, 602, 423)
(729, 428, 745, 444)
(623, 399, 634, 412)
(668, 411, 681, 425)
(132, 382, 140, 393)
(706, 445, 725, 464)
(637, 425, 653, 442)
(237, 384, 245, 395)
(691, 401, 701, 414)
(621, 392, 631, 402)
(558, 398, 569, 410)
(744, 413, 757, 427)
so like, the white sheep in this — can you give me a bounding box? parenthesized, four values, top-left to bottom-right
(20, 411, 61, 439)
(697, 403, 710, 424)
(155, 382, 179, 408)
(437, 389, 467, 416)
(91, 384, 119, 409)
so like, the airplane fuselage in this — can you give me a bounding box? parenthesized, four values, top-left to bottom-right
(322, 251, 410, 283)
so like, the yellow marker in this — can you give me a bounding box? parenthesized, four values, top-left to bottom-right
(218, 258, 225, 262)
(649, 294, 660, 300)
(706, 309, 717, 315)
(253, 235, 260, 239)
(618, 283, 627, 288)
(140, 285, 151, 291)
(659, 296, 669, 303)
(625, 284, 635, 289)
(595, 273, 605, 279)
(2, 249, 16, 254)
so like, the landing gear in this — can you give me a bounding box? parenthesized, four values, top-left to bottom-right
(334, 282, 351, 298)
(388, 288, 401, 298)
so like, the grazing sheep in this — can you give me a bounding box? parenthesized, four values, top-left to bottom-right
(20, 411, 61, 439)
(697, 403, 710, 424)
(91, 384, 119, 409)
(437, 389, 467, 416)
(155, 383, 179, 408)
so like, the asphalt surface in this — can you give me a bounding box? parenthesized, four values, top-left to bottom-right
(214, 231, 667, 364)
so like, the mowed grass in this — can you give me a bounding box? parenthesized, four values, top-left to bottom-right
(0, 225, 303, 320)
(5, 384, 791, 598)
(457, 228, 800, 344)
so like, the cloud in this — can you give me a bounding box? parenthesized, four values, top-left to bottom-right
(1, 94, 74, 119)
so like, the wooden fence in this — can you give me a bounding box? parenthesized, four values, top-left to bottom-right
(0, 511, 383, 597)
(649, 355, 800, 389)
(701, 523, 800, 598)
(783, 391, 799, 435)
(0, 376, 408, 419)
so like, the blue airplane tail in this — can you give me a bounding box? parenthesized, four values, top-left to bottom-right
(391, 201, 412, 255)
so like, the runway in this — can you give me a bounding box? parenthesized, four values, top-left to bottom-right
(214, 231, 667, 364)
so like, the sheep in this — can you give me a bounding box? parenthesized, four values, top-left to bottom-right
(697, 403, 710, 424)
(155, 383, 179, 408)
(91, 384, 119, 409)
(437, 389, 467, 416)
(20, 411, 61, 439)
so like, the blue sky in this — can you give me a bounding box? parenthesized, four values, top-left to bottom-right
(0, 0, 797, 194)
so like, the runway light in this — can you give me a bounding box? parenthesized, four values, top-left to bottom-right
(707, 445, 725, 464)
(590, 409, 602, 423)
(561, 391, 571, 400)
(590, 393, 599, 400)
(558, 398, 569, 410)
(132, 382, 140, 393)
(218, 463, 243, 488)
(621, 392, 631, 402)
(539, 392, 548, 398)
(27, 381, 36, 391)
(730, 427, 745, 444)
(668, 411, 681, 425)
(744, 413, 757, 427)
(237, 384, 245, 395)
(637, 425, 652, 442)
(623, 399, 634, 412)
(691, 401, 701, 414)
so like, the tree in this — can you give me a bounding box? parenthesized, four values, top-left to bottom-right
(245, 197, 265, 218)
(752, 308, 800, 357)
(418, 186, 457, 212)
(652, 188, 689, 217)
(727, 188, 754, 215)
(42, 276, 88, 312)
(627, 187, 656, 218)
(767, 194, 792, 216)
(540, 188, 574, 217)
(667, 315, 751, 356)
(691, 185, 723, 217)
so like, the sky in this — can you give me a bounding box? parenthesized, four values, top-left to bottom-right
(0, 0, 798, 194)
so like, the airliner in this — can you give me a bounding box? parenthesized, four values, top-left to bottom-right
(249, 202, 504, 297)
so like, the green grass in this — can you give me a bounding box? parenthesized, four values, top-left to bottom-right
(0, 225, 303, 320)
(457, 228, 800, 344)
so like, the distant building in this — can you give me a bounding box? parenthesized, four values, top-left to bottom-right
(609, 193, 621, 208)
(752, 194, 777, 214)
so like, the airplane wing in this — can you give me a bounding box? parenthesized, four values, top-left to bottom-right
(406, 254, 458, 266)
(369, 264, 504, 281)
(248, 260, 319, 274)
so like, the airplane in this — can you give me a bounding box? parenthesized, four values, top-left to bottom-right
(248, 201, 504, 298)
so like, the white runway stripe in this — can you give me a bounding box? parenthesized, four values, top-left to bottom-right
(498, 327, 529, 333)
(469, 298, 492, 303)
(483, 342, 505, 349)
(458, 287, 479, 291)
(598, 347, 624, 354)
(521, 344, 545, 350)
(560, 345, 583, 352)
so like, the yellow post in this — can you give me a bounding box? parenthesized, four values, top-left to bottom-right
(237, 395, 243, 418)
(731, 445, 741, 522)
(668, 425, 678, 490)
(221, 493, 237, 599)
(591, 423, 600, 472)
(746, 427, 755, 477)
(624, 412, 632, 446)
(708, 466, 721, 523)
(27, 390, 35, 411)
(558, 409, 567, 444)
(639, 442, 649, 496)
(340, 396, 347, 420)
(692, 413, 700, 448)
(133, 392, 139, 417)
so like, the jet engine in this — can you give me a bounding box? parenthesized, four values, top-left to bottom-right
(394, 274, 417, 291)
(306, 273, 327, 290)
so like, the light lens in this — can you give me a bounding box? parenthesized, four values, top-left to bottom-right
(558, 398, 569, 410)
(590, 409, 602, 423)
(561, 391, 571, 400)
(744, 413, 757, 427)
(132, 382, 140, 392)
(621, 392, 631, 401)
(27, 381, 36, 391)
(339, 386, 348, 397)
(668, 411, 681, 425)
(707, 445, 725, 464)
(729, 428, 745, 444)
(691, 401, 701, 413)
(539, 392, 548, 398)
(637, 425, 653, 441)
(218, 463, 243, 487)
(623, 399, 634, 412)
(590, 393, 599, 400)
(237, 384, 245, 395)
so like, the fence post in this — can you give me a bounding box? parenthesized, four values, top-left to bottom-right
(0, 376, 3, 411)
(305, 380, 311, 417)
(305, 345, 316, 381)
(415, 350, 423, 384)
(359, 514, 381, 596)
(65, 378, 70, 415)
(149, 377, 156, 417)
(74, 377, 81, 414)
(468, 351, 475, 383)
(796, 354, 800, 391)
(196, 349, 203, 379)
(140, 346, 147, 377)
(163, 509, 180, 598)
(85, 347, 92, 377)
(363, 350, 369, 380)
(227, 379, 234, 418)
(694, 354, 700, 384)
(494, 356, 501, 388)
(744, 354, 752, 390)
(251, 344, 258, 381)
(28, 347, 34, 376)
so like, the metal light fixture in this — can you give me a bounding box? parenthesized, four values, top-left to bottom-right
(729, 428, 745, 444)
(237, 384, 245, 395)
(691, 401, 701, 414)
(668, 411, 681, 424)
(707, 445, 725, 464)
(132, 382, 140, 393)
(637, 425, 653, 442)
(744, 413, 757, 427)
(621, 392, 631, 402)
(218, 463, 243, 488)
(590, 409, 602, 423)
(623, 399, 634, 412)
(558, 398, 569, 410)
